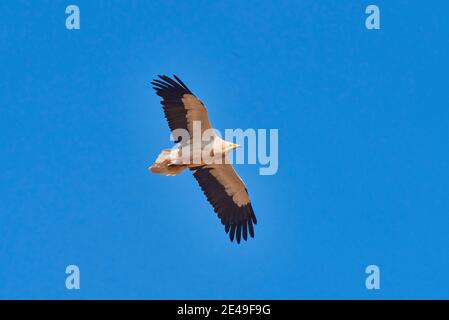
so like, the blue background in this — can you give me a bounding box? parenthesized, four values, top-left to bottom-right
(1, 0, 449, 299)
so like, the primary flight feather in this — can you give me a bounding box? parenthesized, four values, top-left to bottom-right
(149, 75, 257, 244)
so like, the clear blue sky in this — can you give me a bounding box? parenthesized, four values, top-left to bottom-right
(1, 0, 449, 299)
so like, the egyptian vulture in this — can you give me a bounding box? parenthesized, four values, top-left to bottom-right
(149, 75, 257, 244)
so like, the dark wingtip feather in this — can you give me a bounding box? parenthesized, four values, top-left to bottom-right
(242, 223, 248, 241)
(173, 74, 192, 93)
(160, 75, 180, 88)
(229, 224, 236, 242)
(236, 224, 242, 244)
(248, 220, 255, 238)
(252, 214, 257, 224)
(250, 206, 257, 224)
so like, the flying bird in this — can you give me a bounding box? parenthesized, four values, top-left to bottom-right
(149, 75, 257, 244)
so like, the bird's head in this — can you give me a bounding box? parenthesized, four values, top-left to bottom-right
(222, 141, 240, 153)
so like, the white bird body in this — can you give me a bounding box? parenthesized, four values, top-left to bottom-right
(150, 136, 238, 176)
(148, 75, 257, 243)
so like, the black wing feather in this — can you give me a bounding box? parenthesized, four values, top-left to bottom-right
(150, 74, 193, 142)
(191, 166, 257, 244)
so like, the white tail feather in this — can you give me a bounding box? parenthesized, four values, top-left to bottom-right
(149, 149, 185, 176)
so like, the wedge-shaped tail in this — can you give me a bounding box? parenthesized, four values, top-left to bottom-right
(149, 149, 186, 176)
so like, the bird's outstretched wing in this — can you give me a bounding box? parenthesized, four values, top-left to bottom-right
(151, 75, 212, 142)
(191, 164, 257, 244)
